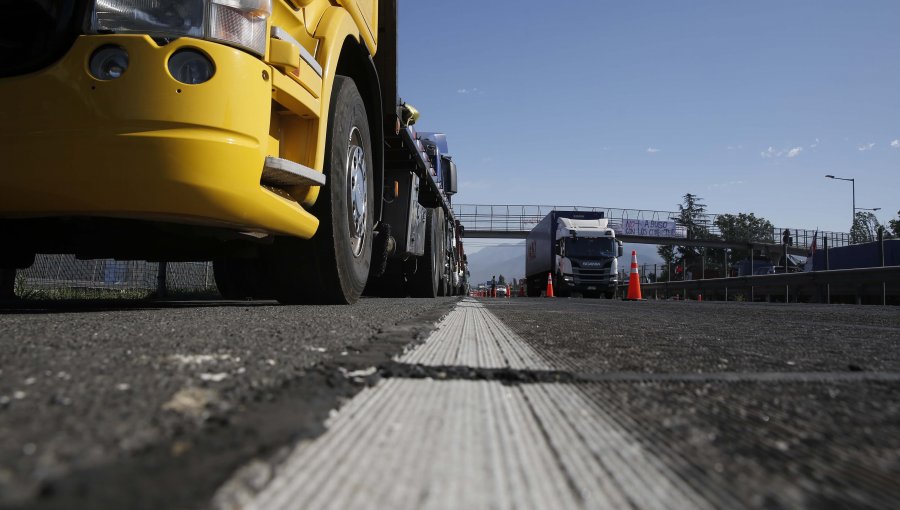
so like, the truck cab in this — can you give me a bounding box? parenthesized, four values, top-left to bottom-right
(0, 0, 463, 304)
(554, 217, 623, 298)
(526, 210, 624, 298)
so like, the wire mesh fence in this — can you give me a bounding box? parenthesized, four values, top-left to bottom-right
(14, 255, 219, 299)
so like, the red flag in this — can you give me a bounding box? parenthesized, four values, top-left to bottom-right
(804, 230, 818, 271)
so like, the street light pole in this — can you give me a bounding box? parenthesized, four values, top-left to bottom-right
(825, 175, 856, 230)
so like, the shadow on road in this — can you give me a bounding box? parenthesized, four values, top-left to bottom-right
(0, 298, 279, 315)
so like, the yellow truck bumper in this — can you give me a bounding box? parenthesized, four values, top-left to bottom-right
(0, 35, 318, 239)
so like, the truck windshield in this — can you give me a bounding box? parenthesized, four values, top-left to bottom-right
(566, 237, 616, 258)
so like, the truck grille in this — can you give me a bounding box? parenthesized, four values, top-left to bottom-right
(572, 265, 613, 284)
(0, 1, 85, 78)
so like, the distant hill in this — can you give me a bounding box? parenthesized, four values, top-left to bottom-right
(467, 243, 525, 286)
(623, 243, 665, 269)
(466, 241, 665, 286)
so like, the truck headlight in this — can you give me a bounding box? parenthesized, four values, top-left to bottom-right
(92, 0, 271, 56)
(168, 49, 215, 84)
(89, 45, 129, 80)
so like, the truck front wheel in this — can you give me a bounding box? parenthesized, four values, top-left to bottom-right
(213, 257, 270, 300)
(267, 76, 373, 304)
(554, 273, 571, 298)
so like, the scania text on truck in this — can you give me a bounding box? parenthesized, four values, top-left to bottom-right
(0, 0, 464, 303)
(525, 211, 623, 298)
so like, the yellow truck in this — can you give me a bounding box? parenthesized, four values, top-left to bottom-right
(0, 0, 464, 303)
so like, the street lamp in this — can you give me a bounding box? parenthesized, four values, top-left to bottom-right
(825, 175, 855, 229)
(857, 207, 881, 212)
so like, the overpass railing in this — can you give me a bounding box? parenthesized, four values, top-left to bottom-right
(452, 204, 852, 250)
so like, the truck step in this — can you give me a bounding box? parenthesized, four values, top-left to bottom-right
(261, 157, 326, 188)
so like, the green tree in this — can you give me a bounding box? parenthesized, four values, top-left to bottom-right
(714, 212, 775, 260)
(677, 193, 710, 241)
(498, 274, 506, 286)
(674, 194, 719, 277)
(659, 195, 777, 279)
(888, 210, 900, 238)
(659, 194, 777, 279)
(851, 211, 883, 243)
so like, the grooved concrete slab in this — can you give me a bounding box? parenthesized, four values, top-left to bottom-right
(399, 299, 556, 370)
(245, 378, 720, 510)
(241, 299, 719, 509)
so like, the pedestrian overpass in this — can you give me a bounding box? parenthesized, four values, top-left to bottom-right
(452, 204, 850, 256)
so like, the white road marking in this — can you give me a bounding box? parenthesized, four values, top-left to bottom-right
(233, 299, 721, 510)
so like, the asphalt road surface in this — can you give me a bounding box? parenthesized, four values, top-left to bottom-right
(1, 296, 899, 509)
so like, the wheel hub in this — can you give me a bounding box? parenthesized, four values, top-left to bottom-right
(346, 127, 367, 258)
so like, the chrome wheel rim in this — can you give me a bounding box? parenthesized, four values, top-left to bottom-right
(346, 127, 367, 258)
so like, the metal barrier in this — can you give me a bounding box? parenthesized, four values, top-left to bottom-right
(452, 203, 851, 250)
(632, 266, 900, 305)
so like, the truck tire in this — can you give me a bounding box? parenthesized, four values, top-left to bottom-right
(213, 257, 269, 300)
(436, 226, 450, 296)
(0, 268, 16, 300)
(525, 277, 539, 297)
(554, 273, 571, 298)
(267, 76, 373, 304)
(410, 208, 442, 298)
(437, 253, 449, 297)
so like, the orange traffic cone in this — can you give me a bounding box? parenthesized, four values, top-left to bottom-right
(626, 251, 643, 301)
(506, 284, 511, 298)
(545, 273, 555, 298)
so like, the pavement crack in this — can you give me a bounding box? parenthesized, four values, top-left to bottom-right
(376, 361, 580, 385)
(372, 363, 900, 385)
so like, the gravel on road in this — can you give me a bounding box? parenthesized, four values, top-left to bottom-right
(484, 298, 900, 508)
(0, 297, 458, 509)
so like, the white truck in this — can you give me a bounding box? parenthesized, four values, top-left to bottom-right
(525, 211, 623, 298)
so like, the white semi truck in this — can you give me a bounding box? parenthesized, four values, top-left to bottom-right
(525, 211, 623, 298)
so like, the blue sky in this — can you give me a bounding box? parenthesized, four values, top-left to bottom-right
(397, 1, 900, 235)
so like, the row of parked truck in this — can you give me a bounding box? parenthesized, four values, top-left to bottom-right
(0, 0, 469, 303)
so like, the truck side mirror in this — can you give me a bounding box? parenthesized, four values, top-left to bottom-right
(443, 158, 457, 195)
(617, 241, 624, 258)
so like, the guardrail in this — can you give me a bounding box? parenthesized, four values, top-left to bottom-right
(630, 266, 900, 305)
